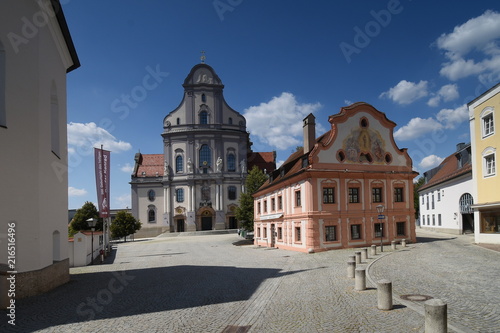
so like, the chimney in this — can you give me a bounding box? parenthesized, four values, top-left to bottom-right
(303, 113, 316, 154)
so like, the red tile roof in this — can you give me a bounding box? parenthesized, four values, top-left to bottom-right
(248, 152, 276, 173)
(419, 153, 472, 191)
(133, 154, 163, 177)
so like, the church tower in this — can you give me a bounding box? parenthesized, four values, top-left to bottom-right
(131, 61, 249, 234)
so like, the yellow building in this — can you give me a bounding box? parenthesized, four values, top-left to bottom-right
(468, 82, 500, 244)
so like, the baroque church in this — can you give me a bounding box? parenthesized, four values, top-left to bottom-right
(130, 61, 275, 236)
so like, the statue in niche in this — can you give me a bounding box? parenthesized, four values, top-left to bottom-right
(202, 185, 211, 201)
(187, 158, 193, 173)
(240, 159, 247, 173)
(164, 161, 169, 176)
(216, 157, 223, 172)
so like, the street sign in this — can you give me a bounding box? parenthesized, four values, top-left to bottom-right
(378, 214, 385, 219)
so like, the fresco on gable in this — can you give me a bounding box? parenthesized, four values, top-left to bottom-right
(342, 126, 387, 164)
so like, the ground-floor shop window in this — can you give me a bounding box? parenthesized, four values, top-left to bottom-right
(481, 212, 500, 233)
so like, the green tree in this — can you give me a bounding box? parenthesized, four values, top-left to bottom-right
(413, 176, 425, 219)
(110, 211, 141, 241)
(236, 165, 268, 231)
(69, 201, 103, 237)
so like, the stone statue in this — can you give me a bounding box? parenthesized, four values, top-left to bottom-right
(187, 158, 193, 173)
(240, 159, 247, 173)
(216, 157, 223, 172)
(164, 161, 169, 176)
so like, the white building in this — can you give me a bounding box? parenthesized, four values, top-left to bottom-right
(0, 0, 79, 302)
(131, 62, 274, 237)
(418, 143, 474, 235)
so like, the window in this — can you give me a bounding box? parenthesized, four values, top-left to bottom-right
(426, 195, 429, 210)
(176, 118, 180, 125)
(263, 227, 267, 238)
(325, 226, 336, 241)
(271, 198, 275, 211)
(227, 153, 236, 172)
(422, 215, 426, 225)
(396, 222, 406, 236)
(278, 196, 282, 210)
(349, 187, 360, 203)
(351, 224, 361, 240)
(484, 154, 496, 176)
(480, 212, 500, 233)
(432, 214, 435, 226)
(277, 227, 282, 240)
(295, 191, 301, 206)
(200, 111, 208, 124)
(422, 195, 425, 205)
(201, 93, 206, 103)
(431, 194, 435, 209)
(394, 188, 404, 203)
(483, 112, 494, 137)
(438, 214, 442, 226)
(323, 187, 335, 204)
(176, 188, 184, 202)
(148, 189, 156, 202)
(257, 228, 261, 238)
(295, 227, 301, 242)
(176, 155, 183, 173)
(263, 200, 267, 212)
(148, 206, 156, 223)
(228, 186, 236, 200)
(0, 41, 5, 127)
(229, 117, 233, 125)
(257, 202, 261, 214)
(199, 144, 211, 167)
(437, 190, 441, 201)
(374, 223, 384, 238)
(372, 187, 382, 203)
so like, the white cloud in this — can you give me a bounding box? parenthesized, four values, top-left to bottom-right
(419, 155, 444, 170)
(344, 99, 353, 106)
(121, 163, 134, 173)
(379, 80, 429, 105)
(67, 122, 132, 153)
(115, 193, 131, 208)
(436, 104, 468, 129)
(427, 84, 459, 107)
(68, 187, 88, 197)
(243, 92, 324, 150)
(436, 10, 500, 83)
(394, 117, 443, 141)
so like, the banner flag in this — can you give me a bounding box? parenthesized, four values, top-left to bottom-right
(94, 147, 111, 218)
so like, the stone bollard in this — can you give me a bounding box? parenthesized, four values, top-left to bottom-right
(347, 260, 356, 278)
(424, 299, 447, 333)
(401, 239, 406, 247)
(355, 251, 362, 264)
(371, 244, 377, 256)
(354, 267, 366, 291)
(391, 240, 396, 250)
(348, 255, 356, 263)
(361, 248, 368, 261)
(377, 279, 393, 310)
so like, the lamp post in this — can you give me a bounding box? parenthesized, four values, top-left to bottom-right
(86, 218, 97, 265)
(376, 205, 385, 252)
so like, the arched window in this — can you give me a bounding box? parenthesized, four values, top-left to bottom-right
(228, 186, 237, 200)
(459, 193, 473, 214)
(148, 205, 156, 223)
(227, 153, 236, 172)
(202, 93, 206, 103)
(200, 111, 208, 124)
(176, 188, 184, 202)
(0, 41, 5, 127)
(199, 144, 211, 167)
(176, 155, 183, 173)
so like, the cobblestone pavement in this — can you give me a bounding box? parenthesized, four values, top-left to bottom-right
(368, 230, 500, 333)
(0, 230, 497, 332)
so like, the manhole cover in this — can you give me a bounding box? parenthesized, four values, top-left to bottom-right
(400, 294, 433, 301)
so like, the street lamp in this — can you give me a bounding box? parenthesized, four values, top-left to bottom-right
(86, 218, 97, 265)
(376, 205, 385, 252)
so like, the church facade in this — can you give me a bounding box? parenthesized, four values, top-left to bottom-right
(131, 63, 265, 236)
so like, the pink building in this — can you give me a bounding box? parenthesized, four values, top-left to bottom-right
(253, 103, 418, 252)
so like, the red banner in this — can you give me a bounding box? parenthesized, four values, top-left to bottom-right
(94, 147, 110, 218)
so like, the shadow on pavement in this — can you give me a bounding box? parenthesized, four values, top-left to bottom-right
(416, 236, 456, 244)
(1, 265, 310, 332)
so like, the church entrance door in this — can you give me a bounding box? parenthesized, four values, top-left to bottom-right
(202, 217, 212, 230)
(177, 219, 185, 232)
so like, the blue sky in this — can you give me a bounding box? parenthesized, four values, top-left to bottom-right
(63, 0, 500, 209)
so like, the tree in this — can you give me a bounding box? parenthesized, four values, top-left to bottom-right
(413, 176, 425, 219)
(236, 165, 268, 231)
(69, 201, 103, 237)
(110, 211, 141, 241)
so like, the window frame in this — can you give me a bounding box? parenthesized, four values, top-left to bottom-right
(176, 188, 184, 203)
(394, 187, 404, 203)
(325, 225, 337, 242)
(228, 186, 237, 200)
(295, 190, 301, 207)
(350, 224, 362, 240)
(199, 111, 208, 124)
(323, 187, 335, 204)
(396, 222, 406, 236)
(482, 111, 495, 138)
(484, 153, 496, 177)
(348, 187, 360, 203)
(372, 187, 383, 203)
(175, 155, 183, 173)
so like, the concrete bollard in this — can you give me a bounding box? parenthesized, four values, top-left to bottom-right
(391, 240, 396, 250)
(347, 260, 356, 278)
(424, 299, 447, 333)
(371, 244, 377, 256)
(377, 279, 393, 310)
(354, 251, 362, 264)
(354, 267, 366, 291)
(361, 248, 368, 261)
(401, 239, 406, 247)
